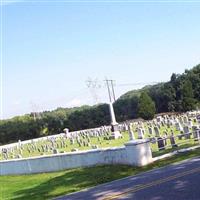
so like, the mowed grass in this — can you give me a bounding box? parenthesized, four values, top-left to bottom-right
(1, 148, 200, 200)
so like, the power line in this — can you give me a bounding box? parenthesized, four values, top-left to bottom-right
(116, 81, 161, 87)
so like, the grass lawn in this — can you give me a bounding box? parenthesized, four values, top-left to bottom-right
(1, 148, 200, 200)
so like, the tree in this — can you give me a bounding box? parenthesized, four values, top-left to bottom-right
(114, 96, 139, 121)
(181, 80, 196, 111)
(149, 83, 176, 113)
(138, 92, 156, 120)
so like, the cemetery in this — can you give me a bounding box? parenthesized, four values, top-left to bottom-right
(2, 2, 200, 199)
(1, 109, 200, 175)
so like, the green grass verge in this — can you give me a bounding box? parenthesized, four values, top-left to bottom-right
(0, 147, 200, 200)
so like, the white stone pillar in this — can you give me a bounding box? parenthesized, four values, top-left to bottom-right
(109, 102, 117, 125)
(108, 102, 122, 139)
(125, 139, 153, 166)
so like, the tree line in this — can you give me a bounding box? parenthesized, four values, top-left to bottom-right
(0, 64, 200, 145)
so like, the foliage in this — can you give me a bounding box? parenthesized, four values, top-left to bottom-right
(114, 95, 139, 121)
(138, 92, 156, 120)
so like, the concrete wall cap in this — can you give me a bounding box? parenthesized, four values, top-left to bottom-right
(125, 139, 150, 146)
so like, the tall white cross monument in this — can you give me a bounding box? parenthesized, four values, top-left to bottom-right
(105, 79, 122, 139)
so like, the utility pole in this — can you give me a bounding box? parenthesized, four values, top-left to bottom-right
(105, 79, 116, 103)
(105, 79, 121, 139)
(105, 79, 112, 102)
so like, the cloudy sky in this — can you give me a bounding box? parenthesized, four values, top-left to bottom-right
(1, 0, 200, 119)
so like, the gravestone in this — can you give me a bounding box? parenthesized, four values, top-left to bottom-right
(157, 137, 165, 151)
(71, 148, 79, 152)
(192, 126, 199, 139)
(27, 147, 31, 154)
(92, 145, 99, 149)
(183, 116, 188, 124)
(163, 131, 168, 146)
(87, 142, 91, 147)
(183, 126, 190, 139)
(148, 127, 154, 135)
(17, 140, 22, 150)
(188, 120, 193, 128)
(197, 115, 200, 124)
(193, 128, 200, 140)
(175, 122, 183, 131)
(179, 117, 184, 125)
(128, 124, 135, 140)
(196, 129, 200, 140)
(177, 133, 183, 140)
(124, 124, 129, 131)
(2, 148, 8, 160)
(170, 133, 178, 148)
(157, 116, 162, 123)
(167, 123, 171, 129)
(15, 154, 22, 159)
(137, 128, 144, 139)
(154, 126, 160, 137)
(70, 138, 74, 145)
(41, 145, 45, 153)
(161, 121, 165, 127)
(53, 149, 58, 154)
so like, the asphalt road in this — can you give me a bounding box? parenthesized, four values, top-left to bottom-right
(56, 157, 200, 200)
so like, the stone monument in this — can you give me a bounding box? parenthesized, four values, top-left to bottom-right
(109, 102, 122, 139)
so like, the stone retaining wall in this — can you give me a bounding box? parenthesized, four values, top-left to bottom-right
(0, 139, 152, 175)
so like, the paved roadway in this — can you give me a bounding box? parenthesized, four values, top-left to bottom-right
(56, 157, 200, 200)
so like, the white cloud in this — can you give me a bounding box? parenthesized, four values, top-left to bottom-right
(67, 98, 82, 108)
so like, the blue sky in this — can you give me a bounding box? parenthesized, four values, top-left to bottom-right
(1, 1, 200, 119)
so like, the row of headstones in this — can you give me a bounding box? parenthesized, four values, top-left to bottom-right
(64, 126, 111, 139)
(153, 114, 196, 130)
(1, 146, 23, 160)
(1, 140, 100, 160)
(126, 114, 200, 142)
(133, 113, 200, 140)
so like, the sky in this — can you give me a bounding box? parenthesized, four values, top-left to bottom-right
(1, 0, 200, 119)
